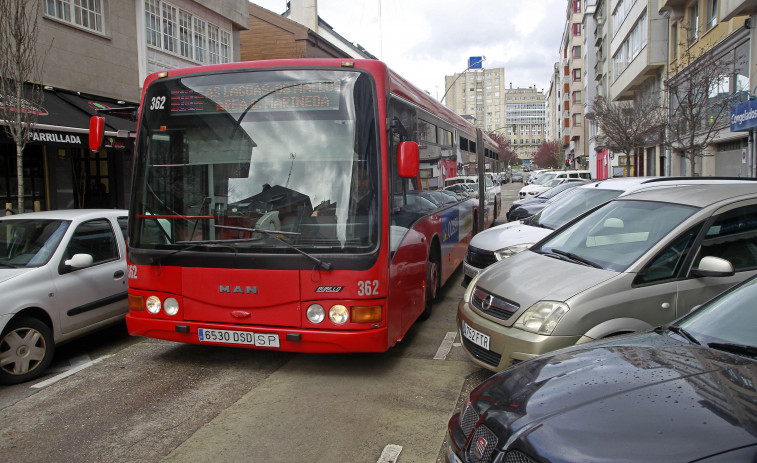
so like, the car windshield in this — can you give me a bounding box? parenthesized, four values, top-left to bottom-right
(527, 188, 624, 230)
(535, 199, 697, 272)
(0, 219, 69, 267)
(535, 173, 556, 185)
(678, 276, 757, 349)
(538, 182, 579, 200)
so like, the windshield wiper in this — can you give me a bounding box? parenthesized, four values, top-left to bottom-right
(148, 240, 243, 265)
(213, 224, 332, 270)
(667, 325, 701, 345)
(551, 249, 603, 268)
(707, 342, 757, 358)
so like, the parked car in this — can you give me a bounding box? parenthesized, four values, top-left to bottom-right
(507, 180, 590, 222)
(510, 172, 523, 183)
(519, 170, 591, 198)
(448, 273, 757, 463)
(0, 209, 129, 384)
(459, 181, 757, 372)
(444, 183, 477, 198)
(505, 180, 590, 221)
(463, 177, 662, 286)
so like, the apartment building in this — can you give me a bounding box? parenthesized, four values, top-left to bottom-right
(660, 0, 749, 176)
(560, 0, 586, 166)
(0, 0, 248, 212)
(504, 86, 547, 163)
(443, 67, 507, 132)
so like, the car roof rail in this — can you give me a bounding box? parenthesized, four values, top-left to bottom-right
(641, 176, 757, 183)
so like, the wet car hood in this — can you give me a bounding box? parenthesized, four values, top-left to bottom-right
(469, 222, 553, 253)
(475, 250, 616, 307)
(473, 333, 757, 462)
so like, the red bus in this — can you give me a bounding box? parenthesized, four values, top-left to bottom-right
(124, 59, 499, 352)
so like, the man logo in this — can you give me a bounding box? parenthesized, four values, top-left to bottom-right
(219, 285, 258, 294)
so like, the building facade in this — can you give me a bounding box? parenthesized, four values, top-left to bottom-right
(504, 86, 547, 164)
(443, 67, 507, 133)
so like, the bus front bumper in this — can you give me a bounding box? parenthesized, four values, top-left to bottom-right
(126, 313, 391, 353)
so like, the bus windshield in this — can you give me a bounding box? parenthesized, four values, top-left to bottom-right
(130, 69, 379, 256)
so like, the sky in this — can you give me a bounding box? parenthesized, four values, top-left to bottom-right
(249, 0, 567, 100)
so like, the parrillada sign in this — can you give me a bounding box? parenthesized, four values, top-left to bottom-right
(27, 131, 83, 145)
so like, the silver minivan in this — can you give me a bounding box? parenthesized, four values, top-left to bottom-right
(459, 182, 757, 371)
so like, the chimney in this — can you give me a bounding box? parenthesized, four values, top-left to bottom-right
(290, 0, 319, 32)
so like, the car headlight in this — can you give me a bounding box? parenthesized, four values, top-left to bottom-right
(494, 243, 533, 261)
(515, 301, 569, 335)
(463, 272, 483, 303)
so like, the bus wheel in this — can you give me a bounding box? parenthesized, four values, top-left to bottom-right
(0, 317, 54, 385)
(420, 254, 439, 321)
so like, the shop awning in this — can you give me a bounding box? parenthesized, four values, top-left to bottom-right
(0, 85, 137, 148)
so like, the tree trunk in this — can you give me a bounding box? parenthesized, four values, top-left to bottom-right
(689, 154, 696, 177)
(16, 143, 24, 213)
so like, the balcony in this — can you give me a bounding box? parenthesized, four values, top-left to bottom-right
(721, 0, 757, 21)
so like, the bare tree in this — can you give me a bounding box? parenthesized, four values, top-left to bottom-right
(589, 93, 666, 163)
(487, 131, 519, 168)
(665, 32, 740, 176)
(533, 140, 562, 168)
(0, 0, 43, 213)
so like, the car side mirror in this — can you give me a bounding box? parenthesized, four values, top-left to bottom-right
(64, 253, 94, 269)
(691, 255, 735, 278)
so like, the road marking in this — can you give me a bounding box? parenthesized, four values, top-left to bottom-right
(31, 354, 113, 389)
(434, 331, 457, 360)
(376, 444, 402, 463)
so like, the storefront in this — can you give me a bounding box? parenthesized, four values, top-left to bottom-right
(0, 87, 136, 212)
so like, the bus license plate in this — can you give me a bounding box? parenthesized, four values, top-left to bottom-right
(462, 322, 490, 351)
(198, 328, 280, 348)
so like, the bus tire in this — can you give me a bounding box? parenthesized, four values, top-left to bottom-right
(419, 251, 439, 321)
(0, 317, 54, 385)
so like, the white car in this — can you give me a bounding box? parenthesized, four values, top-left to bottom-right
(0, 209, 129, 384)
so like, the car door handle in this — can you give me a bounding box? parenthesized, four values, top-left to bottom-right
(114, 270, 125, 279)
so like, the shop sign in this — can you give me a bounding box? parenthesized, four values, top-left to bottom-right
(104, 136, 127, 150)
(731, 100, 757, 132)
(28, 131, 82, 145)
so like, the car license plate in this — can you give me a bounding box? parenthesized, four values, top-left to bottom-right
(198, 328, 280, 348)
(462, 321, 490, 351)
(463, 262, 479, 279)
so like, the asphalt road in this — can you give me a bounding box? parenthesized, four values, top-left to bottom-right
(0, 181, 523, 463)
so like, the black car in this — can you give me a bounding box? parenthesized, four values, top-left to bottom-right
(505, 181, 588, 221)
(447, 274, 757, 463)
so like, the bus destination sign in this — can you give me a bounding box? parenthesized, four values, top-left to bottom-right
(170, 81, 341, 114)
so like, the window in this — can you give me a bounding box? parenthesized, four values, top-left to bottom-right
(572, 46, 581, 58)
(573, 68, 582, 81)
(688, 3, 699, 43)
(572, 90, 582, 104)
(707, 0, 718, 29)
(697, 205, 757, 272)
(573, 0, 581, 13)
(573, 23, 582, 36)
(145, 1, 231, 65)
(44, 0, 104, 33)
(65, 219, 118, 264)
(573, 113, 583, 127)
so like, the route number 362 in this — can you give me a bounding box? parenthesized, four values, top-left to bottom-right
(358, 280, 379, 296)
(150, 96, 166, 110)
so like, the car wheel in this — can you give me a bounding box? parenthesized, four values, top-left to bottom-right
(419, 252, 439, 321)
(0, 317, 55, 385)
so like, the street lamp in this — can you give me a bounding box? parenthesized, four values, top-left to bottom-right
(440, 56, 486, 104)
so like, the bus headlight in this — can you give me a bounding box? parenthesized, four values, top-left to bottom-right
(329, 305, 349, 325)
(146, 296, 161, 314)
(164, 298, 179, 316)
(515, 301, 569, 335)
(306, 304, 326, 324)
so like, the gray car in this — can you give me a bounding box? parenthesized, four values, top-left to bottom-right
(0, 209, 129, 384)
(459, 182, 757, 371)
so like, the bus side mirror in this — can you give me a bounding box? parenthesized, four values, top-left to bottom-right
(89, 116, 105, 152)
(397, 141, 419, 178)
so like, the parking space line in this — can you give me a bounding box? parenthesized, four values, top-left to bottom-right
(30, 354, 113, 389)
(376, 444, 402, 463)
(434, 332, 457, 360)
